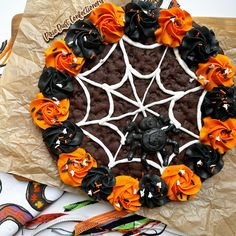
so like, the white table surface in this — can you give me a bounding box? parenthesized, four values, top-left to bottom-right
(0, 1, 235, 235)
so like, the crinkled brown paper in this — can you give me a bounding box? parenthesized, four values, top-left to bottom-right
(0, 1, 236, 235)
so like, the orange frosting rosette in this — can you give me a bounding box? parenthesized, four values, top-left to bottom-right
(162, 164, 201, 201)
(89, 2, 125, 43)
(58, 148, 97, 187)
(30, 92, 69, 129)
(200, 117, 236, 154)
(155, 7, 192, 48)
(45, 40, 85, 76)
(196, 54, 235, 91)
(107, 176, 141, 212)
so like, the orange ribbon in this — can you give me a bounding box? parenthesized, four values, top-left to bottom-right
(0, 39, 12, 66)
(74, 210, 127, 236)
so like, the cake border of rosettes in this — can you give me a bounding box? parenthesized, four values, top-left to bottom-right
(29, 1, 236, 212)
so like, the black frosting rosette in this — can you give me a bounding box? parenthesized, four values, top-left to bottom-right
(38, 67, 74, 100)
(82, 167, 116, 200)
(201, 86, 236, 121)
(124, 0, 160, 42)
(65, 20, 104, 59)
(42, 121, 84, 156)
(186, 143, 224, 180)
(139, 174, 168, 208)
(179, 25, 221, 66)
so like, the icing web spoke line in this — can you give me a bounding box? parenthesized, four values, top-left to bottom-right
(145, 108, 160, 118)
(119, 39, 146, 117)
(144, 96, 175, 109)
(108, 108, 144, 122)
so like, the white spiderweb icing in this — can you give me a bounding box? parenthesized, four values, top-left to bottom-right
(75, 35, 206, 174)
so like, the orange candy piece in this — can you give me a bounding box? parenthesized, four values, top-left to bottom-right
(162, 164, 201, 201)
(89, 2, 125, 43)
(196, 54, 235, 91)
(58, 148, 97, 187)
(45, 40, 85, 76)
(30, 93, 69, 129)
(200, 117, 236, 154)
(155, 7, 192, 48)
(107, 176, 141, 212)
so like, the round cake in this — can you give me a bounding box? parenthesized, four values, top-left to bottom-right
(30, 0, 236, 211)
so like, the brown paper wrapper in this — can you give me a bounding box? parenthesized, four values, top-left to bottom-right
(0, 1, 236, 235)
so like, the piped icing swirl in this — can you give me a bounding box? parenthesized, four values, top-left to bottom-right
(186, 143, 224, 180)
(162, 164, 202, 201)
(179, 25, 220, 67)
(58, 148, 97, 187)
(155, 7, 192, 48)
(200, 117, 236, 154)
(124, 0, 160, 42)
(82, 167, 116, 200)
(65, 20, 104, 59)
(38, 67, 74, 100)
(42, 121, 84, 156)
(89, 2, 125, 43)
(107, 176, 141, 212)
(196, 54, 235, 91)
(45, 40, 85, 76)
(139, 174, 168, 208)
(30, 93, 69, 129)
(201, 86, 236, 121)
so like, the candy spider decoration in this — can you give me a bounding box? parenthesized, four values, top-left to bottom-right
(125, 116, 180, 169)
